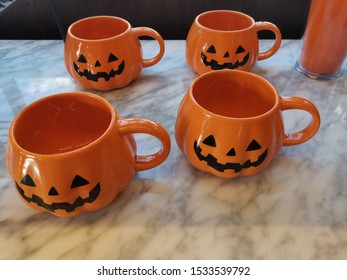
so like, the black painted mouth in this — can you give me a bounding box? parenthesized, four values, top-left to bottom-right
(16, 182, 101, 213)
(73, 60, 125, 82)
(201, 52, 249, 70)
(194, 140, 268, 173)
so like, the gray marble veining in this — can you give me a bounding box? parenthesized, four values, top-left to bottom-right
(0, 40, 346, 260)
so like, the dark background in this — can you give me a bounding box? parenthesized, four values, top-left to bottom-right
(0, 0, 312, 40)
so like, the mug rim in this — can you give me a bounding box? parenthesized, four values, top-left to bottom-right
(8, 92, 116, 158)
(189, 69, 279, 120)
(195, 10, 255, 33)
(67, 15, 132, 41)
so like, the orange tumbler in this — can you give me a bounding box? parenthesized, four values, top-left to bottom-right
(296, 0, 347, 79)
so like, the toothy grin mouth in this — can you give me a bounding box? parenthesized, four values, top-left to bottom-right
(201, 52, 249, 70)
(194, 140, 268, 173)
(73, 60, 125, 82)
(16, 182, 101, 213)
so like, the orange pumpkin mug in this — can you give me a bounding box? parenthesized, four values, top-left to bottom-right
(175, 70, 320, 179)
(64, 16, 165, 90)
(6, 92, 171, 217)
(186, 10, 282, 75)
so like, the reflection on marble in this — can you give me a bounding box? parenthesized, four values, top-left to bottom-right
(0, 40, 346, 260)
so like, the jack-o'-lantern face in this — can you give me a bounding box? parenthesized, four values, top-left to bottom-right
(201, 44, 250, 70)
(194, 135, 268, 173)
(15, 174, 100, 214)
(73, 52, 125, 82)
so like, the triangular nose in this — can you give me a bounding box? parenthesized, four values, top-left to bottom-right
(48, 187, 59, 196)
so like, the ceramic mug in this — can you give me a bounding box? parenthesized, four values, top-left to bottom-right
(64, 16, 165, 90)
(175, 70, 320, 178)
(6, 92, 171, 217)
(186, 10, 282, 74)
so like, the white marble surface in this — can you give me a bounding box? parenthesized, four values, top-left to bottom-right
(0, 40, 346, 260)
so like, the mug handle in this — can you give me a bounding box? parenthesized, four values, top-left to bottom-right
(118, 118, 171, 171)
(280, 96, 320, 146)
(132, 27, 165, 68)
(255, 21, 282, 60)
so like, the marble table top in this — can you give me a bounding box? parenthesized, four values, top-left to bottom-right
(0, 40, 346, 260)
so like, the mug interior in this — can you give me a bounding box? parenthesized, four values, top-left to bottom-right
(70, 16, 129, 40)
(13, 93, 112, 155)
(197, 10, 253, 31)
(192, 70, 277, 118)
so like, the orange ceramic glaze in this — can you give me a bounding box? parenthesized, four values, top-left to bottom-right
(175, 70, 320, 178)
(6, 92, 171, 217)
(186, 10, 282, 75)
(297, 0, 347, 78)
(64, 16, 165, 90)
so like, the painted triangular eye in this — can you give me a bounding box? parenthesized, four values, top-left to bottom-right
(202, 135, 216, 147)
(71, 175, 89, 189)
(108, 53, 118, 62)
(77, 54, 87, 63)
(95, 60, 101, 67)
(226, 147, 236, 156)
(236, 45, 245, 54)
(223, 51, 230, 58)
(21, 174, 36, 187)
(48, 187, 59, 196)
(246, 139, 262, 151)
(206, 45, 216, 53)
